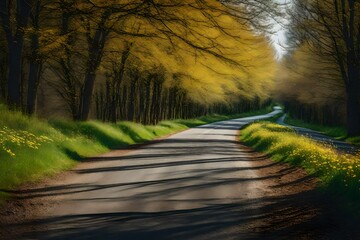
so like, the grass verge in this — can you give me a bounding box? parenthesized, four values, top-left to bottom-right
(240, 121, 360, 212)
(284, 115, 360, 146)
(0, 104, 274, 204)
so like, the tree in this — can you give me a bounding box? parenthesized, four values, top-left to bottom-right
(0, 0, 34, 108)
(26, 0, 42, 114)
(73, 0, 280, 120)
(0, 28, 7, 100)
(286, 0, 360, 135)
(0, 0, 280, 121)
(276, 43, 346, 126)
(92, 7, 276, 124)
(47, 0, 85, 120)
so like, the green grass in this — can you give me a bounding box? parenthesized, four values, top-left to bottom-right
(284, 115, 360, 146)
(240, 121, 360, 210)
(0, 104, 275, 204)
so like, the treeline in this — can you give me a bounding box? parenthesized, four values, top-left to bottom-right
(95, 72, 269, 124)
(277, 43, 346, 126)
(276, 0, 360, 135)
(0, 0, 277, 124)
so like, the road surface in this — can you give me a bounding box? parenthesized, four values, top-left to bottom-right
(1, 107, 357, 240)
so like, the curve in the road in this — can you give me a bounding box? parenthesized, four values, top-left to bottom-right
(276, 114, 359, 154)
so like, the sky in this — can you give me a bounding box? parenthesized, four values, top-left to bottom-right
(271, 25, 287, 58)
(270, 0, 291, 59)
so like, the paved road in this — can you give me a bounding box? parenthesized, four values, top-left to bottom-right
(4, 107, 359, 240)
(3, 109, 284, 240)
(276, 114, 359, 154)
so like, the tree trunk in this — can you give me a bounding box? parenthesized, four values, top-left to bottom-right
(7, 41, 24, 108)
(78, 36, 105, 121)
(1, 0, 33, 109)
(78, 11, 110, 121)
(128, 77, 139, 121)
(346, 66, 360, 136)
(79, 71, 97, 121)
(26, 30, 42, 115)
(346, 93, 360, 136)
(144, 79, 152, 124)
(110, 45, 132, 123)
(58, 8, 80, 120)
(26, 61, 42, 115)
(138, 82, 145, 123)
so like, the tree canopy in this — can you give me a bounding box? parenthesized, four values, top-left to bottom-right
(0, 0, 278, 123)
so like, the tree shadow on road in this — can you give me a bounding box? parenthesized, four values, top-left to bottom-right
(9, 190, 344, 240)
(1, 137, 358, 240)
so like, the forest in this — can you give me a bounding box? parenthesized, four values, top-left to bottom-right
(276, 0, 360, 136)
(0, 0, 277, 125)
(0, 0, 358, 134)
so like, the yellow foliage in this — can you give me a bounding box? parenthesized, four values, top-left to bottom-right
(276, 42, 346, 107)
(101, 1, 276, 106)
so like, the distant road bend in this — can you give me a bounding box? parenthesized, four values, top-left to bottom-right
(3, 107, 356, 240)
(277, 114, 359, 154)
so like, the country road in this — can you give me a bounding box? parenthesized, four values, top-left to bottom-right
(0, 108, 357, 240)
(276, 114, 359, 154)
